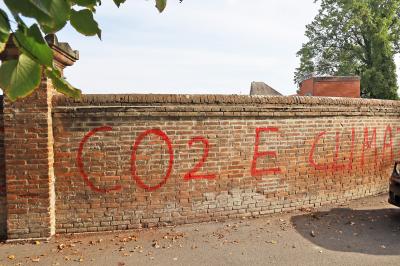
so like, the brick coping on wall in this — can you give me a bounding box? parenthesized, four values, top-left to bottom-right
(52, 94, 400, 118)
(53, 94, 400, 107)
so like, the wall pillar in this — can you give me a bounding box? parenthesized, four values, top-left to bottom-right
(0, 35, 78, 241)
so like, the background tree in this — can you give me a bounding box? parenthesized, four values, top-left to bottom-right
(0, 0, 170, 101)
(295, 0, 400, 99)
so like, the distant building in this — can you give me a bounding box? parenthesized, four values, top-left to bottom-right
(250, 82, 282, 96)
(298, 76, 360, 98)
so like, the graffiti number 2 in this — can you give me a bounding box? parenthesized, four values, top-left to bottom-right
(184, 136, 216, 180)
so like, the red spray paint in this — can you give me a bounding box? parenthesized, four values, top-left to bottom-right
(131, 129, 174, 191)
(251, 127, 281, 177)
(77, 126, 122, 193)
(184, 136, 216, 180)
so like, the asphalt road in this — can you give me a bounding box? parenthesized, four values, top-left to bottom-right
(1, 194, 400, 266)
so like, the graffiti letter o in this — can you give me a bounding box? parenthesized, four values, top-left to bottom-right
(131, 129, 174, 191)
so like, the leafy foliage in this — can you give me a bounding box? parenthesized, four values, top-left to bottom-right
(0, 0, 174, 101)
(0, 10, 10, 52)
(70, 9, 102, 38)
(0, 53, 41, 101)
(14, 24, 53, 67)
(295, 0, 400, 99)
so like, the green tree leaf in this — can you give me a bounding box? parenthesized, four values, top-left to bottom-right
(71, 0, 98, 8)
(4, 0, 51, 20)
(155, 0, 167, 12)
(13, 24, 53, 67)
(0, 9, 11, 53)
(4, 0, 70, 33)
(113, 0, 126, 7)
(45, 68, 82, 99)
(70, 9, 101, 39)
(70, 0, 99, 11)
(0, 53, 41, 101)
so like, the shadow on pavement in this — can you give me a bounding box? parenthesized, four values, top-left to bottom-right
(291, 207, 400, 255)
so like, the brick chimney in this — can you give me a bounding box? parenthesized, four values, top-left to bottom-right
(298, 76, 360, 98)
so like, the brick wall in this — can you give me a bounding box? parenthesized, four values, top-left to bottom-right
(51, 94, 399, 233)
(0, 96, 6, 239)
(299, 76, 361, 98)
(298, 78, 314, 96)
(3, 79, 56, 240)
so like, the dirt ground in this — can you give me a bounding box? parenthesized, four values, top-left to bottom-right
(1, 194, 400, 266)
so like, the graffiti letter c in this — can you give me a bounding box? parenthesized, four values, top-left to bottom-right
(77, 126, 122, 193)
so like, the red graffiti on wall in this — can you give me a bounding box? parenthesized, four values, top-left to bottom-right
(397, 127, 400, 158)
(77, 126, 122, 193)
(251, 127, 281, 177)
(331, 129, 356, 171)
(309, 131, 329, 171)
(184, 136, 216, 180)
(382, 125, 394, 162)
(348, 128, 356, 170)
(76, 125, 399, 193)
(131, 129, 174, 192)
(309, 126, 396, 172)
(361, 127, 377, 167)
(332, 131, 346, 171)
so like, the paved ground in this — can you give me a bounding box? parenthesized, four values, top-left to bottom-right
(1, 194, 400, 266)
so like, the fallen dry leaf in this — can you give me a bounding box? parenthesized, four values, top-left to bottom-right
(152, 241, 160, 249)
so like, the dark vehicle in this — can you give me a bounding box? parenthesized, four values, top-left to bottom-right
(389, 162, 400, 207)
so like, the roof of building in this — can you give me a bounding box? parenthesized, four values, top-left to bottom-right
(250, 81, 282, 96)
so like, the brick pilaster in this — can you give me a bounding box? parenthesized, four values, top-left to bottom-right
(1, 35, 78, 240)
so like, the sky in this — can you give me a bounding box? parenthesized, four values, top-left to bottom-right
(50, 0, 319, 95)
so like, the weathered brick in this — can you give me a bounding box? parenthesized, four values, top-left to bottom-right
(2, 73, 400, 240)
